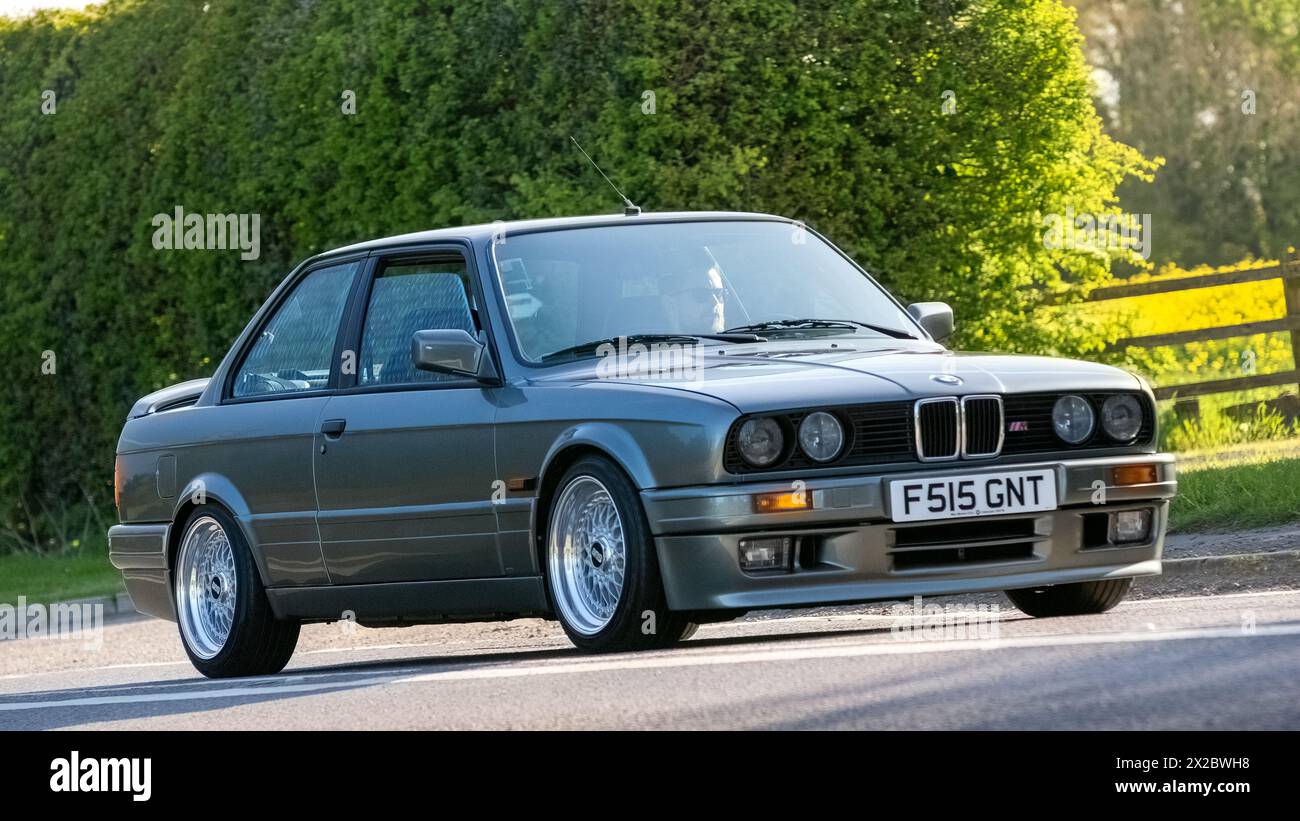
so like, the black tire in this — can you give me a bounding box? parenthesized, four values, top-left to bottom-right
(544, 456, 696, 652)
(173, 506, 300, 678)
(1005, 577, 1133, 618)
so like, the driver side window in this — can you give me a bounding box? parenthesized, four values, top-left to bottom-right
(232, 261, 358, 398)
(357, 258, 476, 386)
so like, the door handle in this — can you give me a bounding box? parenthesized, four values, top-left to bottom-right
(321, 419, 347, 439)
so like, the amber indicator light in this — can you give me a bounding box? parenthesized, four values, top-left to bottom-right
(1112, 464, 1158, 486)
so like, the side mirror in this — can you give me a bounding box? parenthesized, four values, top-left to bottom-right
(906, 302, 954, 343)
(411, 329, 498, 382)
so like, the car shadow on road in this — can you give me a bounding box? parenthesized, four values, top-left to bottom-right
(1, 612, 1045, 730)
(0, 619, 929, 729)
(0, 642, 578, 730)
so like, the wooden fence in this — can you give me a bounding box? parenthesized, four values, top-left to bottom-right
(1083, 254, 1300, 404)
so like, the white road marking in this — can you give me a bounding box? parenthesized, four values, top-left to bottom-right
(280, 588, 1300, 658)
(3, 620, 1297, 712)
(8, 665, 431, 697)
(0, 674, 399, 712)
(1122, 588, 1300, 605)
(0, 589, 1294, 686)
(392, 622, 1300, 684)
(2, 589, 1289, 685)
(0, 659, 188, 682)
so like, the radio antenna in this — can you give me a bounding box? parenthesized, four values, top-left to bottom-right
(570, 136, 641, 216)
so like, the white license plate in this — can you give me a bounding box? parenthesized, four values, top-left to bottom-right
(889, 468, 1057, 523)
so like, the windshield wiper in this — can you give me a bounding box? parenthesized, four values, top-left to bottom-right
(539, 332, 764, 363)
(723, 318, 917, 340)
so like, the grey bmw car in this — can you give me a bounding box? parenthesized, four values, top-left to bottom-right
(109, 212, 1177, 677)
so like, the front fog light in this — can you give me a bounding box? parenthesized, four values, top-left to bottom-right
(738, 537, 792, 572)
(1112, 509, 1153, 544)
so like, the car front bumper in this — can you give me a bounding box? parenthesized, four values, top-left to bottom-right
(642, 453, 1177, 611)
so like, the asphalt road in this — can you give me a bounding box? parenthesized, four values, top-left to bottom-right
(2, 587, 1298, 730)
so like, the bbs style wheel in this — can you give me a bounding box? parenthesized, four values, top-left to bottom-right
(545, 456, 696, 652)
(174, 507, 299, 677)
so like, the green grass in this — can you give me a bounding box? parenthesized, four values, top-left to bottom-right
(0, 546, 123, 607)
(1158, 393, 1300, 452)
(1169, 440, 1300, 532)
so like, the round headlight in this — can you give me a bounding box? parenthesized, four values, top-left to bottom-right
(737, 417, 785, 467)
(1102, 394, 1143, 442)
(1052, 395, 1095, 445)
(798, 411, 844, 463)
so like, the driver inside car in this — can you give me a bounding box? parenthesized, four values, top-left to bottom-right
(658, 265, 728, 334)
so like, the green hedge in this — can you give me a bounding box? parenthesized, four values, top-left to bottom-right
(0, 0, 1152, 539)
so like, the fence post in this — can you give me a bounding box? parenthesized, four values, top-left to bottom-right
(1284, 249, 1300, 399)
(1173, 397, 1200, 424)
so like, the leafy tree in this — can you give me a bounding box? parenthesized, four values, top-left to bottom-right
(1070, 0, 1300, 266)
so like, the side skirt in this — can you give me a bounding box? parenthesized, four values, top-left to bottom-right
(266, 576, 550, 625)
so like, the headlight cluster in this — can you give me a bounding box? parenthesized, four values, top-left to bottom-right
(1052, 393, 1144, 445)
(737, 412, 846, 467)
(1101, 394, 1143, 441)
(798, 411, 844, 463)
(734, 392, 1146, 470)
(736, 417, 784, 467)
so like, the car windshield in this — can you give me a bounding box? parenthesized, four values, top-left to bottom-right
(491, 220, 918, 363)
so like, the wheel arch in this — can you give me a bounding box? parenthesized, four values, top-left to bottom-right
(168, 474, 273, 589)
(528, 435, 698, 650)
(531, 433, 651, 580)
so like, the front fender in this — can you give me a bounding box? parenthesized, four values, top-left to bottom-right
(538, 422, 661, 491)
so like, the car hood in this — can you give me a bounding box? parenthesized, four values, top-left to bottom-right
(528, 340, 1142, 414)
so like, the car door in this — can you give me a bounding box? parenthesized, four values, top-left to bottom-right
(212, 257, 364, 587)
(312, 248, 503, 584)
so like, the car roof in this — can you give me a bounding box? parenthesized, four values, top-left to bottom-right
(319, 210, 795, 258)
